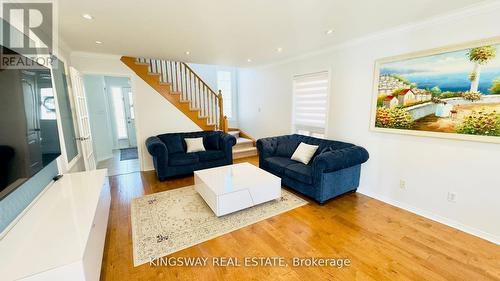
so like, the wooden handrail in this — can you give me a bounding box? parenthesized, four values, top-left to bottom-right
(181, 62, 219, 99)
(135, 57, 226, 131)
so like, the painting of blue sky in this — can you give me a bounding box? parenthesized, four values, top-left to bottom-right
(380, 44, 500, 93)
(374, 42, 500, 139)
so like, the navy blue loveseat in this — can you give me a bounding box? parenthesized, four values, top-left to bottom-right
(146, 131, 236, 180)
(257, 135, 369, 204)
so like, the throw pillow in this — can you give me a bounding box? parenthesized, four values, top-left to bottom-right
(185, 137, 206, 153)
(203, 134, 220, 150)
(291, 142, 319, 165)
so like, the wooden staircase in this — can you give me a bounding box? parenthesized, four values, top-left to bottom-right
(121, 56, 227, 131)
(228, 129, 258, 159)
(121, 56, 257, 158)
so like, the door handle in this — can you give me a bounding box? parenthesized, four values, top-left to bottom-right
(75, 137, 90, 141)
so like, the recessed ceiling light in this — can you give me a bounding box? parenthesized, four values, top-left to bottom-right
(247, 58, 252, 62)
(82, 14, 94, 20)
(276, 47, 283, 53)
(325, 29, 334, 35)
(185, 51, 191, 55)
(95, 40, 102, 44)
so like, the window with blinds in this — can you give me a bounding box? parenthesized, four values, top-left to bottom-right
(292, 71, 329, 138)
(217, 70, 232, 118)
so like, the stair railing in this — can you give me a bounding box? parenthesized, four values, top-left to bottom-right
(136, 57, 227, 131)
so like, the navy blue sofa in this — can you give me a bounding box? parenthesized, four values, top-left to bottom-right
(257, 134, 369, 204)
(146, 131, 236, 180)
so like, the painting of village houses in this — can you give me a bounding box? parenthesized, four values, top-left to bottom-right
(373, 41, 500, 141)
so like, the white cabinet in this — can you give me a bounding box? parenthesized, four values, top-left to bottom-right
(0, 170, 110, 281)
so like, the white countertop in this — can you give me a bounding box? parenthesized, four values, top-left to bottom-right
(0, 169, 108, 280)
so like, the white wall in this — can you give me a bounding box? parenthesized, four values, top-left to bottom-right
(71, 53, 200, 171)
(237, 3, 500, 244)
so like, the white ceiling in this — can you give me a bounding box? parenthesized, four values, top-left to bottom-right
(59, 0, 488, 66)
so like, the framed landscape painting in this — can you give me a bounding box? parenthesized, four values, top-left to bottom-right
(370, 37, 500, 143)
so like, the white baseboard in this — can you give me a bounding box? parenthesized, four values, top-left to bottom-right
(358, 189, 500, 245)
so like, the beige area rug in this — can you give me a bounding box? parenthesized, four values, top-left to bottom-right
(131, 185, 307, 266)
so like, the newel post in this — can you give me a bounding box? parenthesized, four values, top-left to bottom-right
(218, 90, 228, 132)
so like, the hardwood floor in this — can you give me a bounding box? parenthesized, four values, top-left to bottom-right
(100, 156, 500, 281)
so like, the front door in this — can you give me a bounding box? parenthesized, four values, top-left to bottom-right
(111, 86, 136, 149)
(122, 87, 137, 147)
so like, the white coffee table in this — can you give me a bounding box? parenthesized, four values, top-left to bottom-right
(194, 163, 281, 216)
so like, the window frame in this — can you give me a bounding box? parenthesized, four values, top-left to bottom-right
(216, 69, 234, 120)
(291, 70, 331, 138)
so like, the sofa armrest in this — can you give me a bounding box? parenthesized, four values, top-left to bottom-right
(256, 137, 278, 159)
(312, 146, 369, 174)
(220, 133, 237, 157)
(146, 136, 168, 159)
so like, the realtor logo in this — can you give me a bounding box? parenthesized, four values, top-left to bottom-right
(1, 0, 57, 69)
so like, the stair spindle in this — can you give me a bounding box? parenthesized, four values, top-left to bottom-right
(175, 62, 182, 92)
(201, 85, 205, 118)
(168, 61, 173, 91)
(211, 92, 214, 125)
(181, 63, 185, 101)
(172, 61, 177, 92)
(199, 79, 203, 117)
(129, 56, 226, 130)
(190, 72, 194, 109)
(188, 67, 191, 104)
(178, 62, 182, 94)
(205, 86, 209, 122)
(197, 79, 201, 116)
(183, 64, 188, 102)
(161, 60, 166, 85)
(206, 86, 210, 123)
(210, 90, 213, 124)
(203, 86, 206, 119)
(193, 74, 197, 110)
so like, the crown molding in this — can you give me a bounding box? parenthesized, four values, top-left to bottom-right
(70, 51, 122, 60)
(253, 0, 500, 70)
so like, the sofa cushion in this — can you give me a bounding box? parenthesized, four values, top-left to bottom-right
(197, 150, 225, 162)
(203, 134, 220, 150)
(159, 135, 184, 154)
(285, 163, 313, 185)
(264, 156, 298, 174)
(276, 138, 300, 157)
(168, 153, 199, 166)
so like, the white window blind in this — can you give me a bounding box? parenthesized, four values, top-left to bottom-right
(292, 71, 329, 137)
(217, 71, 232, 118)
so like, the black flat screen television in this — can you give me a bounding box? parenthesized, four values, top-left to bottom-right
(0, 45, 61, 199)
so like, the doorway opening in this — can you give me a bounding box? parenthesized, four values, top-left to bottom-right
(82, 75, 139, 176)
